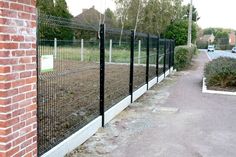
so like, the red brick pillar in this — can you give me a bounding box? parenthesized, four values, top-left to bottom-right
(0, 0, 37, 156)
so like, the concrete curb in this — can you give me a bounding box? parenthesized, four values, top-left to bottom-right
(205, 51, 212, 61)
(202, 78, 236, 96)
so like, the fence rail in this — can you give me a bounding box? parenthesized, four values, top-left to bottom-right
(37, 14, 175, 156)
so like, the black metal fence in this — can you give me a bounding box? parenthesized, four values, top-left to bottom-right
(37, 14, 175, 156)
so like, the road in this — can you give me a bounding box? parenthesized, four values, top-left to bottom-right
(205, 49, 236, 60)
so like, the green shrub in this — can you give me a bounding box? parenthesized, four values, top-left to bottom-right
(196, 40, 208, 49)
(191, 44, 198, 55)
(174, 45, 197, 70)
(204, 57, 236, 88)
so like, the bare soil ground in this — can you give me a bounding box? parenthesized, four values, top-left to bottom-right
(38, 60, 162, 154)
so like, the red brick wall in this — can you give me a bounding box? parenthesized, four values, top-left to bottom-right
(0, 0, 37, 157)
(229, 32, 236, 46)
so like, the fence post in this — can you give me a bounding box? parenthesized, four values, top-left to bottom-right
(109, 39, 112, 63)
(156, 37, 160, 79)
(173, 40, 175, 68)
(138, 40, 141, 64)
(171, 40, 174, 68)
(100, 24, 105, 127)
(54, 38, 57, 58)
(146, 34, 150, 89)
(81, 39, 84, 61)
(163, 39, 167, 77)
(169, 40, 171, 70)
(129, 30, 135, 103)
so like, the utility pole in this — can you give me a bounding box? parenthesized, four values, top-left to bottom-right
(187, 0, 193, 47)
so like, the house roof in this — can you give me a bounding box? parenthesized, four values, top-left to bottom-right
(74, 6, 115, 31)
(74, 6, 105, 30)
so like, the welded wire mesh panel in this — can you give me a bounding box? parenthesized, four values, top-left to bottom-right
(158, 39, 165, 76)
(104, 30, 130, 110)
(37, 14, 100, 155)
(149, 36, 157, 80)
(133, 34, 147, 91)
(165, 40, 170, 71)
(37, 12, 176, 156)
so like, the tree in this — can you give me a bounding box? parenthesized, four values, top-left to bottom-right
(133, 0, 143, 34)
(215, 31, 229, 49)
(125, 0, 146, 33)
(165, 20, 197, 46)
(54, 0, 72, 18)
(139, 0, 184, 36)
(172, 0, 184, 22)
(203, 28, 216, 35)
(114, 0, 131, 45)
(37, 0, 56, 40)
(37, 0, 74, 40)
(182, 4, 199, 22)
(37, 0, 55, 15)
(55, 0, 74, 40)
(104, 8, 117, 28)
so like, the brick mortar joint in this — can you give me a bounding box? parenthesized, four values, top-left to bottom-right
(0, 120, 37, 136)
(0, 41, 36, 44)
(0, 104, 37, 112)
(0, 4, 36, 12)
(2, 1, 36, 7)
(0, 79, 37, 84)
(0, 98, 36, 109)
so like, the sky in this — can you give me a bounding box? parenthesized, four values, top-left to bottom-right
(66, 0, 236, 30)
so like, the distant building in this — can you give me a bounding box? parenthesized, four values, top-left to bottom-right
(199, 34, 215, 44)
(229, 32, 236, 46)
(74, 6, 113, 30)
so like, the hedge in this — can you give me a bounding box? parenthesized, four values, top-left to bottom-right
(174, 44, 197, 70)
(204, 57, 236, 88)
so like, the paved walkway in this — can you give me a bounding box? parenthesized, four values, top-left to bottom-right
(68, 51, 236, 157)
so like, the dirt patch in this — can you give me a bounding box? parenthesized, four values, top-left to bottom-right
(38, 60, 161, 154)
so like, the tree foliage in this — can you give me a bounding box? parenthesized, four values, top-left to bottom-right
(37, 0, 74, 40)
(105, 8, 117, 27)
(215, 31, 229, 49)
(54, 0, 74, 40)
(114, 0, 197, 37)
(203, 28, 216, 35)
(182, 4, 199, 22)
(54, 0, 73, 18)
(140, 0, 179, 35)
(165, 20, 197, 46)
(37, 0, 55, 15)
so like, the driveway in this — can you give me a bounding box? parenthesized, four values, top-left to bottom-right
(67, 51, 236, 157)
(206, 49, 236, 60)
